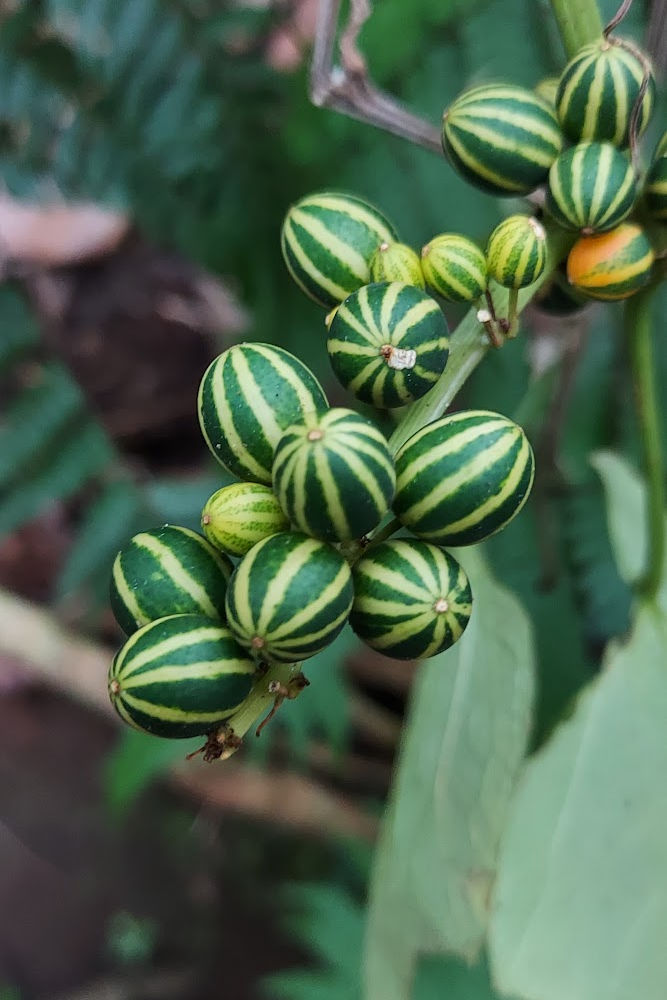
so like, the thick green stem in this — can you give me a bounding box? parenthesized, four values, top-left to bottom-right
(209, 660, 305, 759)
(389, 224, 574, 455)
(549, 0, 603, 58)
(626, 288, 664, 602)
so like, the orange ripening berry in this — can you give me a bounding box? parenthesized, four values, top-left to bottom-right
(566, 223, 654, 301)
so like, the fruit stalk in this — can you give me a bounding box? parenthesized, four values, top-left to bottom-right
(208, 660, 306, 759)
(549, 0, 603, 59)
(626, 286, 665, 602)
(388, 223, 574, 456)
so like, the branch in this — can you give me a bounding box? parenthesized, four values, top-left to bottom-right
(0, 587, 377, 840)
(310, 0, 441, 153)
(626, 287, 664, 602)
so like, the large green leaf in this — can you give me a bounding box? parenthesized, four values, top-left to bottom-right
(261, 884, 364, 1000)
(590, 451, 647, 589)
(489, 603, 667, 1000)
(363, 549, 535, 1000)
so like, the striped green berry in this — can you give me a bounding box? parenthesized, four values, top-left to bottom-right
(442, 84, 563, 195)
(327, 282, 448, 409)
(645, 133, 667, 223)
(393, 410, 535, 546)
(225, 531, 354, 663)
(421, 234, 487, 302)
(567, 223, 654, 301)
(556, 39, 655, 148)
(272, 408, 395, 542)
(281, 191, 398, 308)
(198, 343, 328, 484)
(201, 483, 289, 557)
(351, 540, 473, 660)
(546, 142, 636, 233)
(110, 525, 233, 636)
(486, 215, 547, 289)
(108, 614, 256, 738)
(535, 76, 559, 107)
(369, 241, 425, 288)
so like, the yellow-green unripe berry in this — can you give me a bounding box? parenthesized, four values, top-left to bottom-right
(201, 483, 289, 557)
(369, 241, 425, 289)
(486, 215, 547, 289)
(421, 234, 487, 302)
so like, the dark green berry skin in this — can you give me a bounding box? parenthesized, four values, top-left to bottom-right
(393, 410, 535, 546)
(442, 84, 563, 195)
(110, 525, 233, 636)
(327, 282, 449, 409)
(197, 343, 328, 484)
(224, 531, 354, 663)
(109, 614, 256, 738)
(272, 408, 396, 543)
(556, 40, 655, 148)
(546, 142, 637, 233)
(281, 192, 398, 307)
(351, 540, 473, 660)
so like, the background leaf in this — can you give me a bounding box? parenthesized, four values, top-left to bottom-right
(104, 729, 202, 816)
(363, 548, 535, 1000)
(489, 604, 667, 1000)
(590, 451, 647, 588)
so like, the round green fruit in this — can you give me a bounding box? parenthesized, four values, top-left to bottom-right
(198, 343, 328, 484)
(546, 142, 636, 233)
(108, 614, 256, 738)
(420, 233, 487, 302)
(272, 408, 396, 542)
(281, 191, 398, 308)
(442, 84, 563, 195)
(201, 483, 289, 557)
(110, 525, 233, 636)
(327, 282, 449, 409)
(224, 532, 354, 663)
(393, 410, 535, 545)
(351, 540, 473, 660)
(556, 39, 655, 147)
(486, 215, 547, 289)
(369, 241, 425, 288)
(567, 223, 654, 301)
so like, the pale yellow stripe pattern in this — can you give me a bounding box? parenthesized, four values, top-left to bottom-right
(112, 557, 146, 627)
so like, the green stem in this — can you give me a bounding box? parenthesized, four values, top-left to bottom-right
(209, 660, 305, 759)
(389, 223, 574, 456)
(626, 287, 664, 602)
(549, 0, 603, 58)
(367, 515, 402, 547)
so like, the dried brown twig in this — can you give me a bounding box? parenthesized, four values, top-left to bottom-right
(310, 0, 441, 152)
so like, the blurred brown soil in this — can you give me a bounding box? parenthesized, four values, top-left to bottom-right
(0, 237, 302, 1000)
(0, 683, 304, 999)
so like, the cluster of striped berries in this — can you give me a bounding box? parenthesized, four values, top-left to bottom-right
(442, 34, 663, 303)
(283, 189, 546, 347)
(107, 30, 662, 757)
(107, 344, 533, 747)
